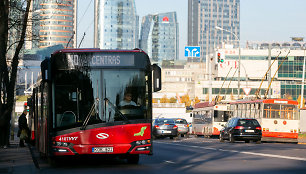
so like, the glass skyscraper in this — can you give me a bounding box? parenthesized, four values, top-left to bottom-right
(139, 12, 179, 63)
(188, 0, 240, 61)
(32, 0, 77, 49)
(94, 0, 138, 50)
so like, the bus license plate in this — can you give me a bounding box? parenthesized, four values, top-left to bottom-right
(245, 130, 254, 132)
(92, 147, 113, 153)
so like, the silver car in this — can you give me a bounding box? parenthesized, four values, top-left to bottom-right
(153, 118, 178, 139)
(173, 118, 189, 137)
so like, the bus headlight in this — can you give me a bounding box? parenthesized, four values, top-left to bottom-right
(135, 140, 150, 145)
(136, 146, 150, 151)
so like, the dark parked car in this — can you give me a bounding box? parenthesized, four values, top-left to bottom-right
(153, 118, 178, 139)
(173, 118, 189, 137)
(219, 117, 262, 143)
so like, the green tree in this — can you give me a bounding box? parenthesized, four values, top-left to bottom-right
(194, 96, 200, 104)
(169, 97, 177, 103)
(160, 95, 170, 103)
(181, 94, 191, 107)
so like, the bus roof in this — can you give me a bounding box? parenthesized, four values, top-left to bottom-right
(52, 48, 147, 55)
(194, 101, 215, 109)
(230, 98, 298, 105)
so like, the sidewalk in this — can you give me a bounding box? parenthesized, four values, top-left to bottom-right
(0, 134, 38, 174)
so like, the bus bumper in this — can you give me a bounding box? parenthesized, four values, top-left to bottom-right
(52, 143, 152, 156)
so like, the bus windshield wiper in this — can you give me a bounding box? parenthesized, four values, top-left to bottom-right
(81, 98, 99, 130)
(104, 98, 129, 122)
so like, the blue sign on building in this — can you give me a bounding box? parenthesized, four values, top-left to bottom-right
(185, 46, 201, 57)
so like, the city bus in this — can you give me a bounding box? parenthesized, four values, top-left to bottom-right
(191, 101, 232, 137)
(28, 48, 161, 164)
(229, 98, 299, 143)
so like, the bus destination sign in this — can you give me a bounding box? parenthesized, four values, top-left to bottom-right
(67, 53, 135, 67)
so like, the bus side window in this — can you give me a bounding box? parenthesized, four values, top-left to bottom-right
(264, 104, 270, 119)
(255, 103, 260, 119)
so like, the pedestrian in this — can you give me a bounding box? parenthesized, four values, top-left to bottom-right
(17, 110, 29, 147)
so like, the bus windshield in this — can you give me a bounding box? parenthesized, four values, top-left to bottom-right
(54, 68, 149, 129)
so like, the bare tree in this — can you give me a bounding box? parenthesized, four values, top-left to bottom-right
(0, 0, 31, 147)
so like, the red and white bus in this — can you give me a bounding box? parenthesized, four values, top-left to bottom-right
(230, 98, 299, 143)
(28, 48, 161, 163)
(192, 101, 232, 137)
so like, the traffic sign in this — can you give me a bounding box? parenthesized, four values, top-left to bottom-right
(243, 87, 252, 96)
(185, 46, 200, 57)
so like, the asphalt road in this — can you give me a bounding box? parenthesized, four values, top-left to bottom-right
(33, 136, 306, 174)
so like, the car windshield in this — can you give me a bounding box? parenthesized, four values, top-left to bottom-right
(238, 119, 260, 126)
(156, 119, 175, 124)
(175, 119, 187, 124)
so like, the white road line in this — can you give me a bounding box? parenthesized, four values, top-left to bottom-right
(164, 160, 175, 164)
(156, 141, 306, 162)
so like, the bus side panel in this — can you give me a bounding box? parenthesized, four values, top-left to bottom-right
(212, 122, 227, 135)
(260, 119, 299, 142)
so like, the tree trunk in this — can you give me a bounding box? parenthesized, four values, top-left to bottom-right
(0, 0, 32, 147)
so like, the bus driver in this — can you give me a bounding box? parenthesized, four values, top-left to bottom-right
(119, 92, 136, 106)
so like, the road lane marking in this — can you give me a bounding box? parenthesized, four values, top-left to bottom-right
(164, 160, 175, 164)
(156, 142, 306, 162)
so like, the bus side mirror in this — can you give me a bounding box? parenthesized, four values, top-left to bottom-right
(152, 64, 161, 92)
(41, 57, 51, 81)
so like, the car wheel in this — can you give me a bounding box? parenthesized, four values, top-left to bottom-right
(181, 134, 184, 137)
(229, 133, 235, 143)
(170, 136, 173, 139)
(219, 134, 224, 142)
(245, 140, 250, 143)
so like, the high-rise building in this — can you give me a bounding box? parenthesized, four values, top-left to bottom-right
(31, 0, 77, 49)
(94, 0, 138, 50)
(140, 12, 179, 63)
(188, 0, 240, 61)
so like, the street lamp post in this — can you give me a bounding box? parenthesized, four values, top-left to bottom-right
(301, 49, 306, 108)
(215, 26, 241, 98)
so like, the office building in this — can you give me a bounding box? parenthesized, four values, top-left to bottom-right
(31, 0, 77, 49)
(94, 0, 138, 49)
(199, 40, 306, 101)
(140, 12, 179, 63)
(188, 0, 240, 61)
(154, 39, 306, 105)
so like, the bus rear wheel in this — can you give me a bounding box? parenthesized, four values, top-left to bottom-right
(127, 154, 139, 164)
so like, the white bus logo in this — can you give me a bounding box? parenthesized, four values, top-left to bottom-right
(96, 133, 109, 139)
